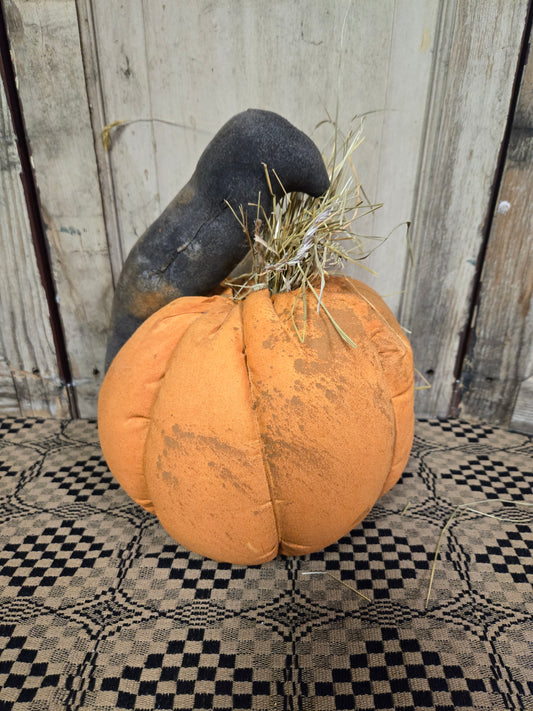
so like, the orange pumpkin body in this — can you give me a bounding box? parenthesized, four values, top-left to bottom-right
(98, 277, 414, 564)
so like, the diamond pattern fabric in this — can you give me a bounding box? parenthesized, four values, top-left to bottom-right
(0, 417, 531, 710)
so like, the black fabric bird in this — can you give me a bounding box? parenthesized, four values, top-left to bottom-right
(105, 109, 330, 369)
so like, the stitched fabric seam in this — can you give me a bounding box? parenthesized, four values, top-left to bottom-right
(239, 300, 282, 551)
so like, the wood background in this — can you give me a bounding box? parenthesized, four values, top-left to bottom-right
(0, 0, 532, 432)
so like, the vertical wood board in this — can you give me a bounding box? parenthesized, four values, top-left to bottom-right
(88, 0, 163, 271)
(460, 30, 533, 429)
(5, 0, 114, 416)
(363, 0, 439, 315)
(0, 74, 69, 417)
(75, 0, 123, 286)
(511, 376, 533, 434)
(400, 0, 530, 417)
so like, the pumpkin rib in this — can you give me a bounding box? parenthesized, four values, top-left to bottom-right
(135, 301, 228, 508)
(305, 283, 399, 524)
(238, 298, 283, 554)
(241, 285, 397, 556)
(142, 300, 279, 564)
(98, 295, 229, 514)
(327, 278, 414, 498)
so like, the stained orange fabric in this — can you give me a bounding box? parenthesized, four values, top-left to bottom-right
(98, 277, 414, 564)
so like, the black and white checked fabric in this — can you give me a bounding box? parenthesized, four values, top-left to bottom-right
(0, 417, 532, 710)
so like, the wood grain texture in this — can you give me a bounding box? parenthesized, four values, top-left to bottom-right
(362, 0, 439, 315)
(0, 76, 69, 416)
(511, 376, 533, 434)
(460, 30, 533, 429)
(86, 0, 437, 315)
(5, 0, 113, 416)
(400, 0, 530, 417)
(88, 0, 162, 270)
(75, 0, 122, 286)
(0, 356, 20, 417)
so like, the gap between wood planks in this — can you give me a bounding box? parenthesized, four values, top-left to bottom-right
(0, 2, 78, 418)
(450, 0, 533, 417)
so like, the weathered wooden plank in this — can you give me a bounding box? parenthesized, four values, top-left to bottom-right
(511, 376, 533, 435)
(139, 0, 397, 209)
(5, 0, 114, 416)
(0, 355, 20, 417)
(87, 0, 437, 316)
(88, 0, 162, 271)
(0, 71, 69, 417)
(460, 32, 533, 430)
(399, 0, 530, 417)
(362, 0, 439, 315)
(75, 0, 122, 285)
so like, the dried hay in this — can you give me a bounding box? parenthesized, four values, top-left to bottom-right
(225, 119, 397, 348)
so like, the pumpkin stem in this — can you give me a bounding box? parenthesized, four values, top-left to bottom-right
(225, 119, 387, 345)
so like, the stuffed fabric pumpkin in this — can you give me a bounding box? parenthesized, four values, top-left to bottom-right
(98, 276, 414, 565)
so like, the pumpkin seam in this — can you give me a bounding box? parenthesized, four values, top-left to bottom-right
(138, 305, 218, 514)
(238, 300, 282, 552)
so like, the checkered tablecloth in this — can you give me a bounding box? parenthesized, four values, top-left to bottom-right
(0, 417, 532, 710)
